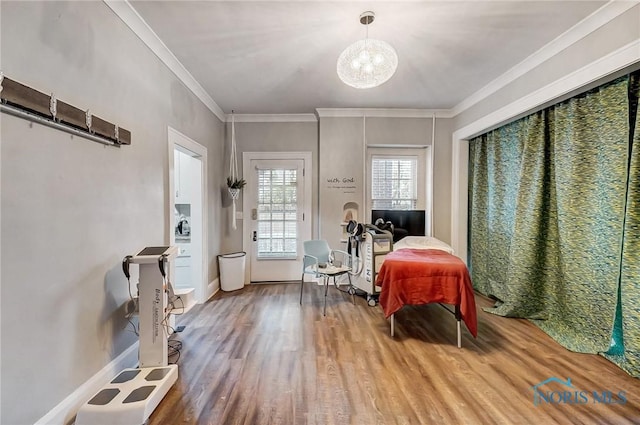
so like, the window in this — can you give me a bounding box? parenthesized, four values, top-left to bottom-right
(371, 155, 418, 210)
(256, 168, 298, 259)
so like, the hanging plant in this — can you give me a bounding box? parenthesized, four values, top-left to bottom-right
(227, 177, 245, 201)
(226, 176, 246, 190)
(228, 111, 243, 229)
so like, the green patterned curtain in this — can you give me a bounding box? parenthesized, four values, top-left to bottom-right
(469, 112, 552, 319)
(468, 71, 640, 377)
(605, 73, 640, 376)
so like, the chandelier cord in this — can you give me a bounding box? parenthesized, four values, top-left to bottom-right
(365, 18, 369, 49)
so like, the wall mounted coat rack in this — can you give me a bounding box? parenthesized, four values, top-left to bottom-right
(0, 73, 131, 147)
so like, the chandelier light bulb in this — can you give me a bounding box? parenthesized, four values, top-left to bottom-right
(336, 11, 398, 89)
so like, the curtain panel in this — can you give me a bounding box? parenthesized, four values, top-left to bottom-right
(468, 71, 640, 377)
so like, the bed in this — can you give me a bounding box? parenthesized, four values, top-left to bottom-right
(375, 236, 478, 348)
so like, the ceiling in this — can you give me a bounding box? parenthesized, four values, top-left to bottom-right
(129, 1, 607, 115)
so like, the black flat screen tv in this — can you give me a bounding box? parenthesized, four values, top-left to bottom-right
(371, 210, 426, 241)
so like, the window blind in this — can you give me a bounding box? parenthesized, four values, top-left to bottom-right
(371, 156, 417, 210)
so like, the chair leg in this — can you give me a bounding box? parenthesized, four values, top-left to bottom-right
(323, 276, 329, 316)
(299, 273, 304, 305)
(348, 273, 355, 305)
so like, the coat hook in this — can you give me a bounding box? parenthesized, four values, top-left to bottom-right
(85, 109, 93, 133)
(49, 93, 57, 121)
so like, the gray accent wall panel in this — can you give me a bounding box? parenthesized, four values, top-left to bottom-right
(220, 121, 319, 253)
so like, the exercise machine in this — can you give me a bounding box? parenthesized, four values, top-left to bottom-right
(76, 246, 179, 425)
(353, 225, 393, 306)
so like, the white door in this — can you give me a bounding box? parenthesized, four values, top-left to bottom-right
(243, 153, 312, 282)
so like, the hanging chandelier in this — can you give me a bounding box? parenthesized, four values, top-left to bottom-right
(337, 11, 398, 89)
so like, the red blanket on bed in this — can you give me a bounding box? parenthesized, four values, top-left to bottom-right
(376, 248, 478, 337)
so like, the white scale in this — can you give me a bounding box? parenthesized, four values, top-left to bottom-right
(76, 246, 179, 425)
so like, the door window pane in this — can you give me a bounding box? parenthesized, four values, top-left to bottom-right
(257, 168, 298, 259)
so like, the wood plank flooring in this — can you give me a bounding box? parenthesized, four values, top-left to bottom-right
(150, 282, 640, 425)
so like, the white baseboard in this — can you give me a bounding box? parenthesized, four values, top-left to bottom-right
(35, 342, 139, 425)
(206, 277, 219, 301)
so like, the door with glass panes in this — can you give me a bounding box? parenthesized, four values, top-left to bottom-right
(246, 158, 310, 282)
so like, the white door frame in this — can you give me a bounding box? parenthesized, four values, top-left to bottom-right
(242, 151, 313, 283)
(168, 126, 209, 303)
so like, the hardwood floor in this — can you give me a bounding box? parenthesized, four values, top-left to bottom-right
(150, 283, 640, 425)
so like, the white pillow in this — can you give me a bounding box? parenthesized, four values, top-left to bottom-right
(393, 236, 455, 254)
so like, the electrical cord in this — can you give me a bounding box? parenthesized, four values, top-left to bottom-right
(347, 236, 365, 276)
(168, 339, 182, 364)
(334, 284, 352, 294)
(161, 304, 183, 365)
(123, 266, 140, 336)
(126, 317, 139, 336)
(168, 295, 185, 316)
(124, 273, 137, 308)
(160, 274, 185, 335)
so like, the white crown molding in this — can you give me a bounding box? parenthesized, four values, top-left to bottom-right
(104, 0, 226, 122)
(450, 0, 639, 116)
(455, 38, 640, 141)
(366, 144, 430, 149)
(226, 114, 318, 123)
(315, 108, 454, 118)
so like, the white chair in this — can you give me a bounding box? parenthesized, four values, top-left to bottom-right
(300, 240, 354, 315)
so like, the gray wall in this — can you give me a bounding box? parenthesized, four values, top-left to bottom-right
(365, 117, 431, 146)
(318, 117, 365, 249)
(220, 120, 319, 253)
(318, 115, 454, 249)
(0, 2, 223, 424)
(432, 118, 453, 243)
